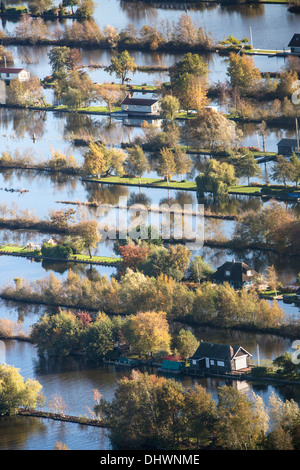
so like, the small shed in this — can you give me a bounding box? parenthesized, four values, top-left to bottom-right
(158, 360, 185, 375)
(288, 34, 300, 54)
(277, 138, 300, 157)
(188, 342, 252, 374)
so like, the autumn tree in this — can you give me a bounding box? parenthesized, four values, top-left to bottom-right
(83, 142, 106, 178)
(157, 147, 176, 185)
(125, 145, 149, 184)
(28, 0, 54, 14)
(290, 152, 300, 187)
(169, 53, 209, 107)
(265, 265, 279, 296)
(173, 329, 199, 362)
(123, 311, 171, 357)
(73, 219, 101, 258)
(76, 0, 96, 18)
(97, 371, 186, 449)
(190, 109, 243, 154)
(0, 364, 44, 416)
(105, 50, 137, 84)
(173, 146, 192, 181)
(96, 83, 126, 112)
(215, 386, 267, 450)
(227, 52, 262, 96)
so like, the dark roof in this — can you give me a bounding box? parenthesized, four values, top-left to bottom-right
(121, 96, 159, 106)
(190, 342, 251, 361)
(0, 67, 26, 74)
(288, 34, 300, 47)
(211, 260, 258, 284)
(277, 138, 299, 147)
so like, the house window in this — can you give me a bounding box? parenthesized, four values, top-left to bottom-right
(217, 361, 225, 367)
(225, 270, 230, 276)
(247, 270, 252, 276)
(210, 360, 215, 365)
(192, 360, 197, 365)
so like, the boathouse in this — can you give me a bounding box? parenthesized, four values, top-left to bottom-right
(288, 34, 300, 54)
(188, 342, 252, 374)
(277, 138, 300, 157)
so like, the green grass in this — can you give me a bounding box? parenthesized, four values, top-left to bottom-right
(228, 185, 262, 195)
(0, 245, 121, 265)
(88, 175, 197, 190)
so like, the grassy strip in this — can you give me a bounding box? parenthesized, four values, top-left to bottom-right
(83, 177, 300, 199)
(0, 245, 121, 265)
(85, 175, 197, 190)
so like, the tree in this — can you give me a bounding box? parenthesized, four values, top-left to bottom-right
(123, 311, 171, 357)
(196, 158, 237, 198)
(157, 147, 176, 185)
(181, 75, 208, 113)
(187, 255, 214, 283)
(76, 0, 96, 18)
(290, 152, 300, 188)
(160, 95, 180, 122)
(265, 265, 278, 296)
(215, 386, 266, 450)
(184, 384, 216, 445)
(265, 426, 295, 450)
(83, 142, 107, 177)
(125, 145, 149, 184)
(103, 25, 120, 49)
(28, 0, 54, 15)
(95, 83, 126, 112)
(105, 50, 137, 84)
(62, 0, 80, 14)
(48, 46, 71, 76)
(0, 364, 44, 416)
(233, 151, 262, 185)
(82, 312, 114, 360)
(227, 52, 262, 96)
(271, 155, 295, 187)
(169, 53, 209, 107)
(273, 352, 299, 377)
(30, 310, 82, 356)
(173, 329, 199, 362)
(73, 220, 101, 258)
(173, 146, 192, 181)
(190, 109, 243, 154)
(97, 371, 186, 449)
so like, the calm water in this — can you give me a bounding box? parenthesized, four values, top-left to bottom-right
(0, 0, 300, 450)
(2, 1, 299, 50)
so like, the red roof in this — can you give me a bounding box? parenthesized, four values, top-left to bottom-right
(0, 68, 27, 74)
